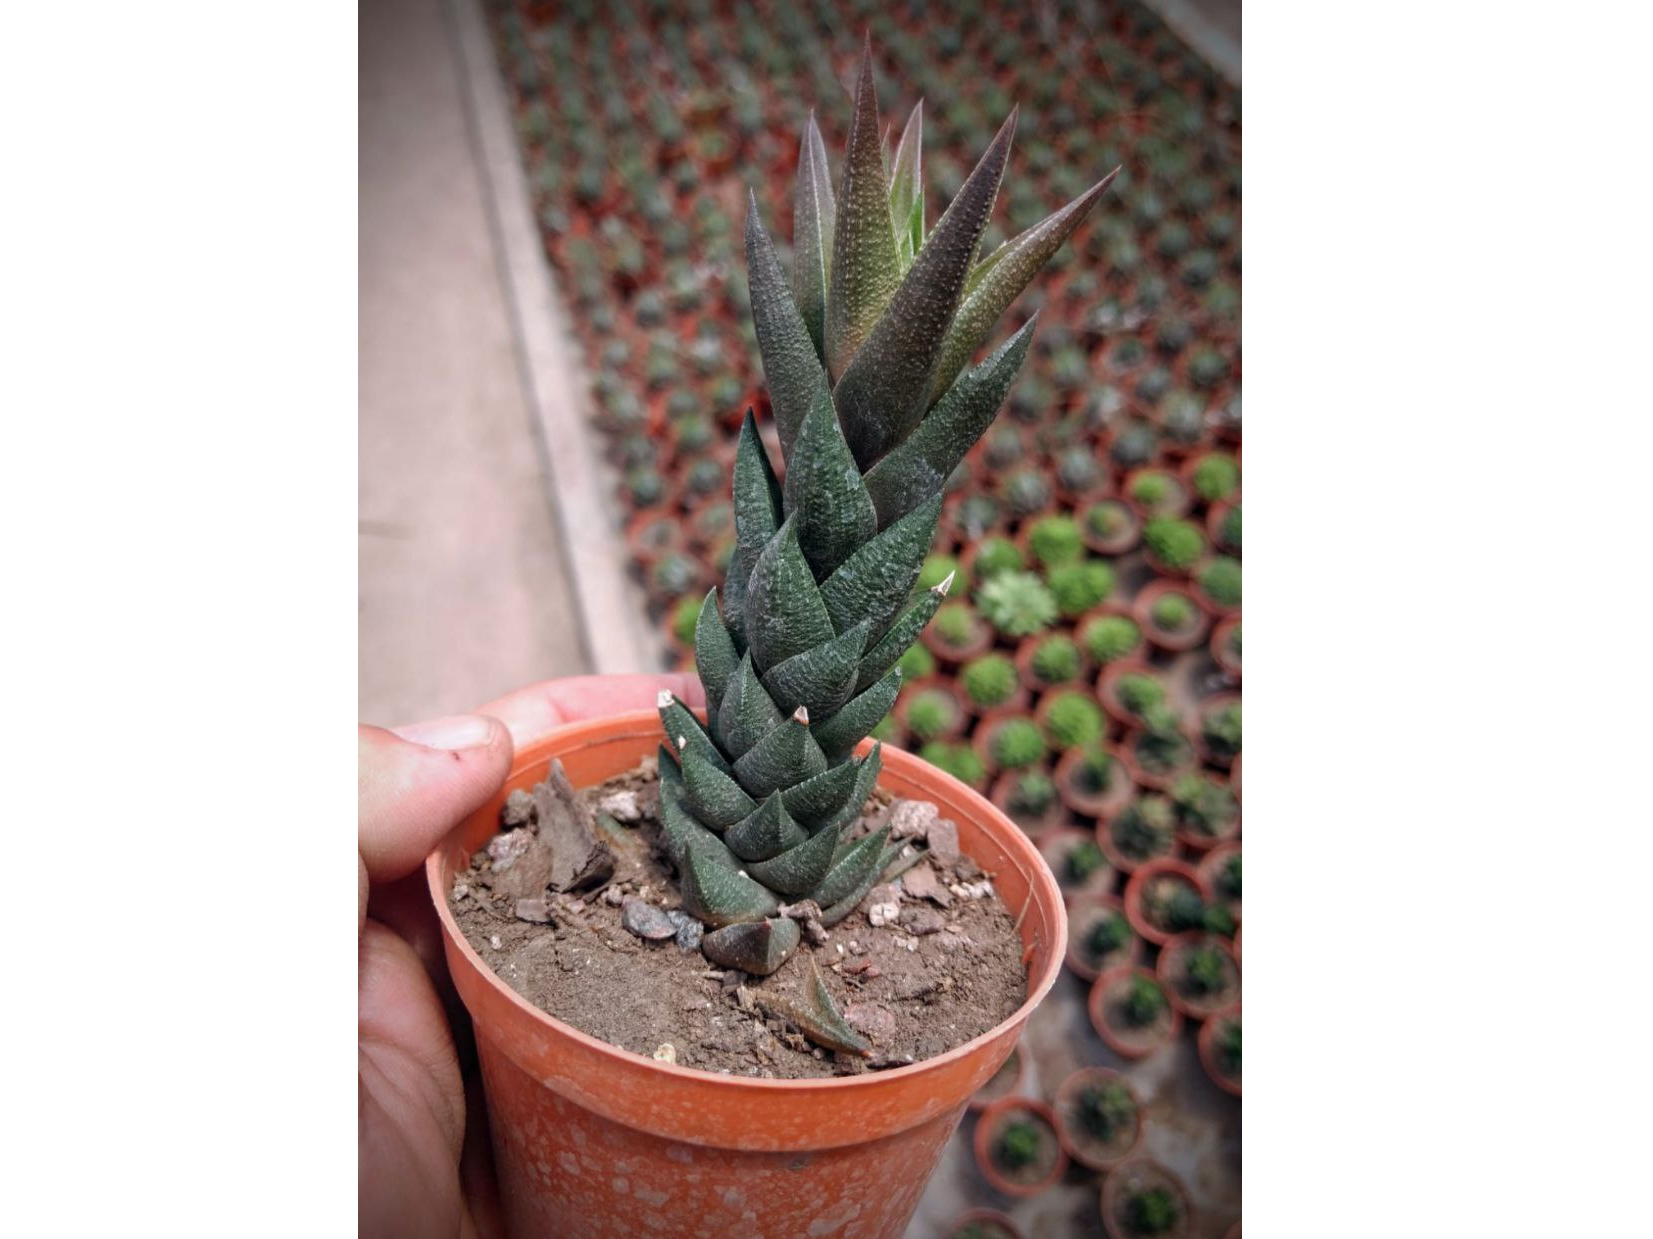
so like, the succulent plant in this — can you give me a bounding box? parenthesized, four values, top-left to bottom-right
(991, 717, 1049, 769)
(1110, 796, 1174, 862)
(1000, 467, 1053, 516)
(1114, 671, 1166, 718)
(1029, 633, 1083, 686)
(1043, 690, 1106, 749)
(904, 685, 961, 742)
(996, 1120, 1043, 1170)
(1182, 945, 1231, 995)
(897, 641, 936, 681)
(1082, 499, 1133, 543)
(1065, 837, 1108, 883)
(961, 653, 1019, 708)
(1006, 770, 1057, 818)
(1125, 1186, 1179, 1234)
(1149, 590, 1198, 632)
(1171, 772, 1238, 839)
(1216, 504, 1241, 553)
(1082, 614, 1141, 663)
(971, 535, 1026, 580)
(1191, 452, 1240, 501)
(919, 739, 987, 789)
(1122, 974, 1167, 1026)
(1216, 1018, 1241, 1076)
(669, 594, 704, 647)
(979, 571, 1058, 637)
(1078, 1079, 1137, 1141)
(1048, 559, 1115, 617)
(656, 44, 1113, 1006)
(1143, 516, 1205, 569)
(1026, 514, 1083, 567)
(1202, 700, 1242, 762)
(1198, 556, 1241, 609)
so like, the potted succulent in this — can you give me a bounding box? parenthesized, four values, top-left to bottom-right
(1208, 500, 1240, 555)
(1016, 631, 1087, 690)
(973, 1097, 1068, 1198)
(918, 738, 989, 791)
(1123, 466, 1191, 517)
(1098, 661, 1170, 730)
(1198, 1008, 1242, 1097)
(1054, 741, 1136, 820)
(1080, 497, 1143, 554)
(1038, 688, 1109, 751)
(990, 767, 1067, 836)
(1064, 893, 1141, 981)
(1141, 514, 1206, 577)
(1156, 933, 1241, 1018)
(960, 533, 1026, 583)
(1100, 1158, 1194, 1239)
(1124, 712, 1199, 792)
(1198, 843, 1241, 925)
(1047, 557, 1117, 619)
(974, 710, 1051, 778)
(1124, 858, 1216, 945)
(895, 678, 970, 743)
(1088, 966, 1183, 1059)
(959, 651, 1029, 714)
(1170, 771, 1240, 850)
(1133, 579, 1211, 653)
(1197, 694, 1242, 767)
(1181, 450, 1239, 506)
(1041, 827, 1117, 902)
(942, 1210, 1026, 1239)
(1099, 793, 1177, 873)
(923, 598, 995, 664)
(1080, 609, 1148, 666)
(978, 570, 1059, 641)
(1194, 556, 1240, 616)
(1021, 512, 1086, 569)
(427, 50, 1113, 1238)
(1053, 1067, 1144, 1169)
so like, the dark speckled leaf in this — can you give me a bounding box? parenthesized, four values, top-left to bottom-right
(680, 844, 780, 927)
(733, 708, 829, 798)
(825, 38, 899, 382)
(659, 692, 730, 774)
(792, 112, 835, 364)
(781, 385, 877, 578)
(694, 587, 739, 714)
(932, 168, 1119, 401)
(743, 516, 837, 671)
(861, 315, 1036, 528)
(815, 742, 883, 835)
(716, 652, 784, 760)
(746, 820, 841, 895)
(723, 411, 783, 649)
(780, 743, 879, 828)
(813, 667, 902, 762)
(817, 495, 941, 639)
(681, 745, 757, 829)
(834, 109, 1016, 471)
(657, 748, 741, 872)
(761, 620, 869, 717)
(755, 954, 871, 1055)
(857, 575, 953, 691)
(724, 791, 810, 863)
(809, 824, 893, 911)
(746, 192, 829, 462)
(701, 917, 800, 975)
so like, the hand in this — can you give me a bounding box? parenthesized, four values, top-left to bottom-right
(358, 674, 703, 1239)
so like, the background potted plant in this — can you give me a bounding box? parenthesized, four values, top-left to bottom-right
(1210, 614, 1241, 679)
(1156, 932, 1242, 1018)
(1055, 741, 1136, 820)
(1100, 1157, 1195, 1239)
(1065, 893, 1141, 981)
(1194, 555, 1241, 616)
(1198, 843, 1242, 925)
(1124, 709, 1200, 791)
(1197, 694, 1242, 767)
(1088, 965, 1183, 1059)
(1100, 792, 1178, 873)
(1099, 661, 1171, 730)
(972, 1097, 1069, 1198)
(943, 1209, 1026, 1239)
(1041, 827, 1118, 902)
(1053, 1067, 1144, 1170)
(1170, 770, 1240, 850)
(1134, 579, 1211, 652)
(1198, 1008, 1242, 1097)
(1081, 608, 1148, 666)
(1124, 857, 1214, 945)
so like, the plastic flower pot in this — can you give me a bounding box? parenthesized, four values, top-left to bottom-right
(1064, 893, 1141, 982)
(1097, 796, 1178, 876)
(1054, 743, 1136, 821)
(427, 710, 1068, 1239)
(1040, 827, 1117, 904)
(1196, 843, 1242, 926)
(1132, 580, 1212, 654)
(1087, 966, 1184, 1060)
(1052, 1066, 1144, 1170)
(968, 1043, 1028, 1113)
(971, 1097, 1068, 1198)
(989, 770, 1068, 838)
(1198, 1006, 1242, 1098)
(1121, 724, 1199, 794)
(1122, 467, 1192, 519)
(1210, 613, 1241, 680)
(1194, 692, 1242, 769)
(1123, 858, 1211, 947)
(1099, 1157, 1194, 1239)
(1096, 661, 1167, 731)
(1155, 933, 1242, 1019)
(1079, 499, 1143, 556)
(943, 1208, 1026, 1239)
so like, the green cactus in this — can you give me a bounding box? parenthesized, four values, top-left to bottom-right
(996, 1120, 1043, 1170)
(1182, 945, 1230, 995)
(1082, 499, 1133, 542)
(1202, 701, 1242, 762)
(1029, 633, 1083, 685)
(1149, 590, 1198, 632)
(917, 553, 961, 592)
(897, 641, 936, 681)
(1083, 614, 1141, 663)
(903, 686, 960, 742)
(960, 653, 1019, 708)
(1064, 837, 1107, 883)
(1048, 559, 1115, 617)
(1216, 1019, 1241, 1076)
(919, 739, 987, 788)
(1125, 1187, 1179, 1234)
(1086, 912, 1132, 960)
(1026, 514, 1083, 567)
(971, 535, 1026, 579)
(670, 595, 704, 647)
(1191, 452, 1240, 501)
(1171, 772, 1237, 839)
(1122, 975, 1167, 1026)
(1128, 470, 1174, 509)
(1110, 796, 1174, 862)
(1198, 556, 1241, 609)
(1043, 690, 1106, 749)
(979, 571, 1058, 638)
(1114, 671, 1165, 718)
(1143, 516, 1205, 569)
(1006, 770, 1057, 818)
(991, 717, 1049, 769)
(1077, 1080, 1137, 1141)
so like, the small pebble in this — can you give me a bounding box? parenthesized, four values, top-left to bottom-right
(514, 897, 554, 924)
(486, 830, 531, 871)
(597, 789, 642, 823)
(927, 819, 961, 865)
(488, 935, 502, 950)
(452, 883, 469, 901)
(901, 906, 946, 936)
(844, 1002, 896, 1041)
(652, 1043, 676, 1064)
(501, 789, 535, 827)
(601, 886, 626, 906)
(621, 898, 677, 941)
(887, 799, 939, 840)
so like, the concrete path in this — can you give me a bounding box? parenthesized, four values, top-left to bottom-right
(359, 0, 591, 726)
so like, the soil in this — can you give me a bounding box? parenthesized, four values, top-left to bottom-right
(450, 761, 1027, 1080)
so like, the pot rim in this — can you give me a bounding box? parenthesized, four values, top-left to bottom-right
(426, 709, 1067, 1097)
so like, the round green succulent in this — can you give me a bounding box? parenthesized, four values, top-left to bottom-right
(1007, 770, 1057, 818)
(1114, 671, 1165, 718)
(932, 600, 982, 649)
(1171, 773, 1238, 838)
(971, 535, 1026, 580)
(1199, 557, 1241, 609)
(1218, 853, 1241, 899)
(978, 571, 1058, 638)
(1149, 591, 1198, 632)
(1218, 504, 1241, 552)
(670, 595, 704, 647)
(917, 553, 961, 592)
(1188, 346, 1231, 388)
(920, 740, 986, 789)
(1082, 499, 1132, 542)
(651, 553, 697, 595)
(1111, 796, 1174, 861)
(1122, 975, 1166, 1026)
(1085, 913, 1132, 962)
(960, 653, 1018, 707)
(1001, 468, 1052, 517)
(1026, 515, 1083, 567)
(1065, 837, 1107, 883)
(1126, 1186, 1179, 1234)
(1048, 559, 1115, 617)
(897, 642, 936, 681)
(1029, 634, 1083, 685)
(1133, 718, 1193, 776)
(996, 1120, 1042, 1170)
(1129, 470, 1174, 508)
(1043, 690, 1106, 749)
(992, 717, 1049, 769)
(904, 687, 959, 742)
(1068, 743, 1120, 798)
(1217, 1019, 1241, 1076)
(1143, 516, 1205, 569)
(1183, 945, 1230, 996)
(1191, 453, 1240, 501)
(1083, 615, 1141, 663)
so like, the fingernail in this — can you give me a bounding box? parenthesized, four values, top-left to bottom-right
(392, 714, 496, 751)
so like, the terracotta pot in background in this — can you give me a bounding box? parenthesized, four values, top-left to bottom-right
(1097, 660, 1167, 731)
(1100, 1157, 1194, 1239)
(1054, 742, 1136, 821)
(1156, 932, 1242, 1019)
(428, 711, 1068, 1239)
(1064, 893, 1142, 982)
(1194, 692, 1242, 769)
(1210, 613, 1241, 680)
(972, 1097, 1069, 1198)
(1052, 1066, 1144, 1170)
(1133, 579, 1212, 654)
(1123, 858, 1211, 947)
(1198, 1006, 1242, 1098)
(990, 770, 1069, 838)
(1196, 842, 1242, 926)
(1122, 466, 1192, 519)
(1079, 498, 1143, 556)
(968, 1043, 1028, 1114)
(894, 676, 972, 743)
(1040, 826, 1118, 904)
(942, 1209, 1026, 1239)
(1087, 965, 1184, 1060)
(1121, 723, 1199, 794)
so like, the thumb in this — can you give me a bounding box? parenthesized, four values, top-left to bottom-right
(358, 714, 513, 890)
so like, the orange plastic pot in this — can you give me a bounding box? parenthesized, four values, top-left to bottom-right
(426, 710, 1067, 1239)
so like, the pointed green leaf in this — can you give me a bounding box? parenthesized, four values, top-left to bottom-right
(716, 651, 784, 760)
(681, 745, 757, 829)
(810, 824, 892, 910)
(820, 839, 902, 929)
(834, 110, 1017, 470)
(724, 410, 783, 648)
(792, 112, 835, 363)
(761, 620, 869, 717)
(701, 917, 800, 975)
(743, 516, 837, 671)
(657, 747, 741, 872)
(694, 586, 739, 714)
(733, 707, 829, 798)
(818, 495, 942, 638)
(889, 100, 924, 268)
(781, 385, 877, 578)
(659, 692, 730, 774)
(858, 576, 953, 691)
(825, 39, 900, 381)
(861, 316, 1036, 528)
(747, 820, 841, 895)
(746, 192, 829, 462)
(755, 954, 871, 1055)
(932, 168, 1119, 400)
(816, 741, 883, 835)
(681, 844, 780, 927)
(725, 791, 810, 863)
(780, 742, 879, 828)
(813, 668, 901, 762)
